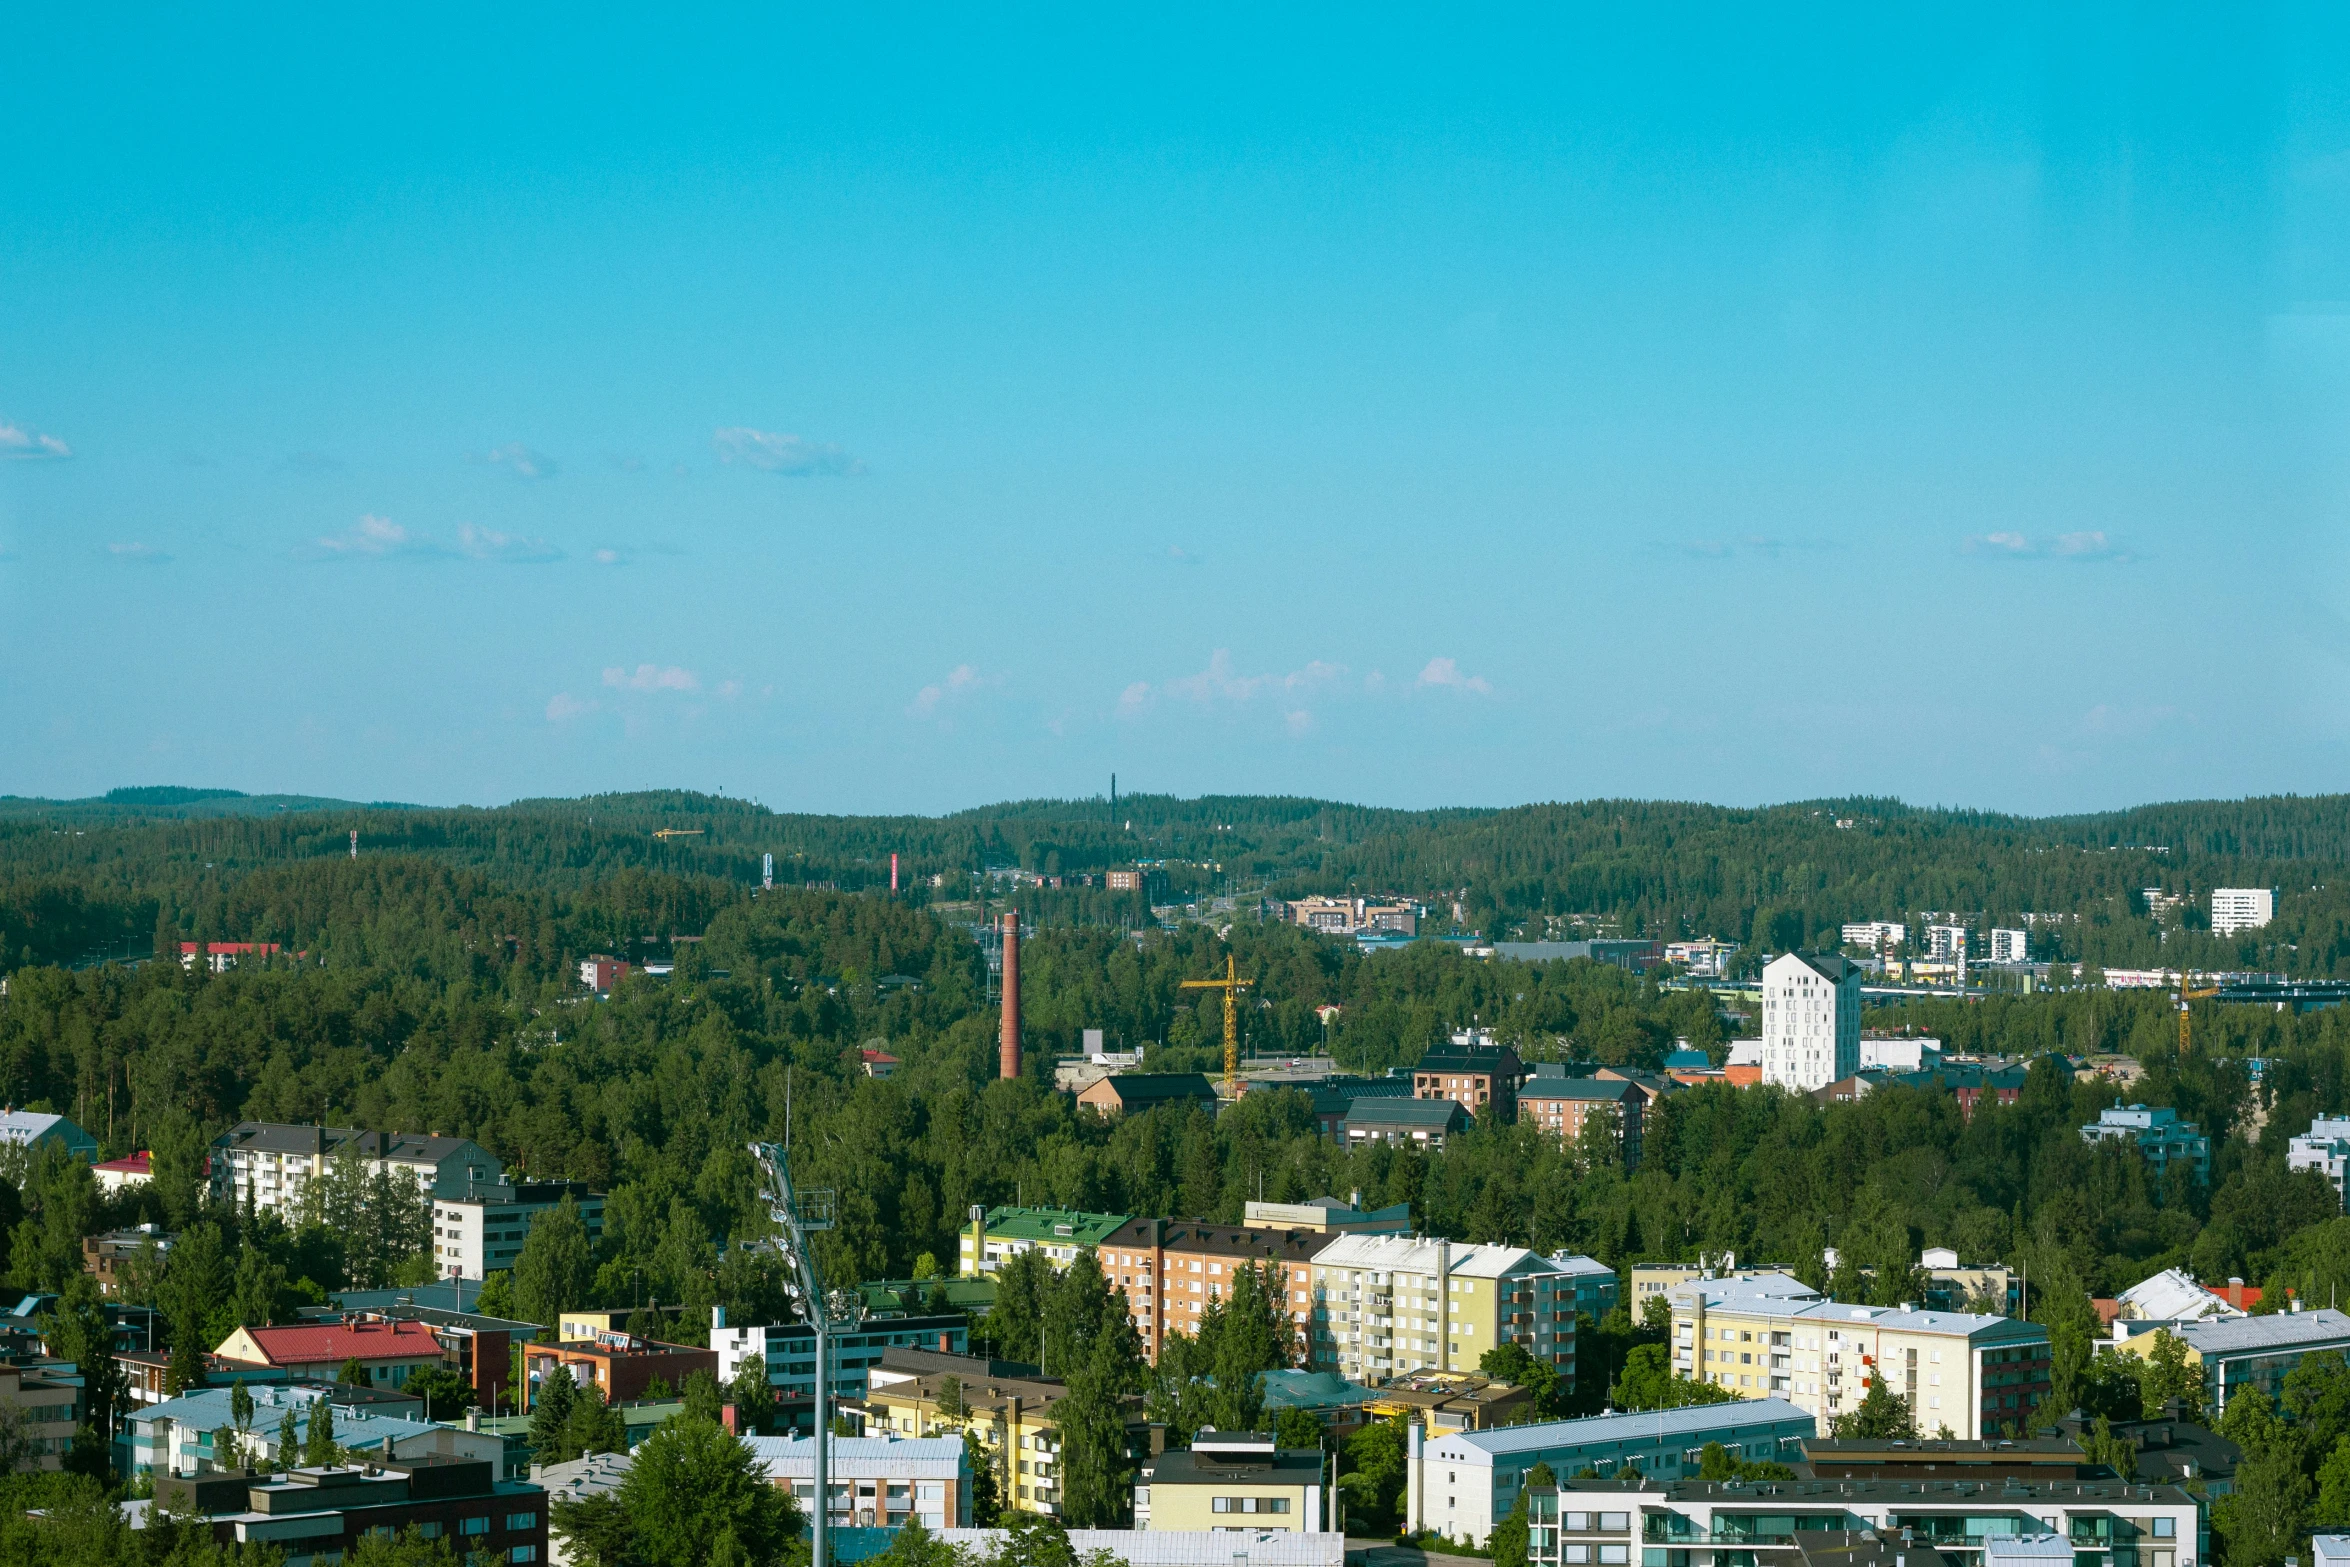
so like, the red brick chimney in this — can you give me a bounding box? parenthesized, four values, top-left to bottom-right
(998, 912, 1021, 1080)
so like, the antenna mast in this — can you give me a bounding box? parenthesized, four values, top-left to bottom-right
(748, 1141, 857, 1567)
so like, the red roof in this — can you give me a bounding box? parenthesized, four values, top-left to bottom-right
(861, 1049, 900, 1064)
(94, 1151, 151, 1174)
(179, 942, 283, 956)
(228, 1319, 443, 1367)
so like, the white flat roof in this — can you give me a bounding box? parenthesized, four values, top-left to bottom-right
(1427, 1396, 1814, 1464)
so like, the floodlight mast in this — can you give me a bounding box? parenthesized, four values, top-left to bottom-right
(749, 1141, 851, 1567)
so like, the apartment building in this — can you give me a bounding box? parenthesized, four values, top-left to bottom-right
(85, 1225, 171, 1298)
(1096, 1217, 1334, 1364)
(1343, 1098, 1470, 1149)
(1523, 1474, 2197, 1567)
(957, 1206, 1131, 1278)
(712, 1305, 969, 1415)
(1307, 1234, 1580, 1386)
(1285, 897, 1419, 938)
(1925, 926, 1969, 963)
(860, 1362, 1150, 1518)
(1989, 928, 2030, 964)
(2211, 888, 2276, 936)
(1517, 1069, 1647, 1169)
(1241, 1197, 1415, 1235)
(0, 1109, 98, 1162)
(431, 1180, 605, 1278)
(1759, 953, 1862, 1093)
(0, 1361, 77, 1471)
(524, 1333, 717, 1408)
(1412, 1042, 1526, 1116)
(1407, 1400, 1816, 1545)
(210, 1122, 503, 1216)
(1839, 923, 1906, 953)
(2289, 1116, 2350, 1207)
(2081, 1105, 2211, 1184)
(1668, 1274, 2051, 1438)
(152, 1457, 546, 1567)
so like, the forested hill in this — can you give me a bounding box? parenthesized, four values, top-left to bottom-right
(3, 787, 2349, 976)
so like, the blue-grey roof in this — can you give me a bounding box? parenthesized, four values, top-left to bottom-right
(1427, 1396, 1814, 1463)
(1345, 1098, 1470, 1128)
(2174, 1308, 2350, 1355)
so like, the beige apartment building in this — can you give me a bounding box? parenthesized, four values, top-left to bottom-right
(1668, 1273, 2051, 1437)
(1306, 1234, 1581, 1388)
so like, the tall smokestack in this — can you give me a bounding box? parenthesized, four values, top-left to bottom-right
(891, 852, 900, 893)
(999, 910, 1021, 1079)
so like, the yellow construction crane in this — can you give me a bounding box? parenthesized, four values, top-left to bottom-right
(1180, 953, 1253, 1092)
(2178, 968, 2220, 1055)
(652, 828, 705, 840)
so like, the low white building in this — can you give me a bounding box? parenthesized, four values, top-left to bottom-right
(747, 1433, 972, 1529)
(432, 1180, 605, 1278)
(2212, 888, 2276, 936)
(1839, 922, 1906, 952)
(2291, 1116, 2350, 1207)
(936, 1531, 1342, 1567)
(1858, 1036, 1943, 1072)
(1407, 1399, 1816, 1546)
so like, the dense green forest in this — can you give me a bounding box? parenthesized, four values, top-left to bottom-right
(6, 787, 2349, 979)
(10, 788, 2350, 1561)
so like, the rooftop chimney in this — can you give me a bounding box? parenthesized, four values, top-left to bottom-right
(999, 912, 1021, 1080)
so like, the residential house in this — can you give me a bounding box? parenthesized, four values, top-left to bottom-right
(0, 1360, 78, 1471)
(93, 1150, 154, 1194)
(84, 1225, 172, 1298)
(1074, 1073, 1220, 1119)
(212, 1319, 447, 1389)
(2110, 1307, 2350, 1415)
(122, 1381, 500, 1478)
(0, 1110, 99, 1162)
(1136, 1432, 1329, 1532)
(177, 942, 285, 972)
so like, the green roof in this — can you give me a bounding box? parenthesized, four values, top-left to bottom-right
(859, 1276, 997, 1314)
(981, 1206, 1132, 1246)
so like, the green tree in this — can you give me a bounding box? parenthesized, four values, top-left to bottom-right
(614, 1413, 800, 1567)
(1055, 1331, 1137, 1526)
(682, 1368, 723, 1425)
(530, 1366, 579, 1463)
(980, 1249, 1052, 1364)
(1829, 1381, 1917, 1440)
(562, 1383, 627, 1460)
(2139, 1329, 2206, 1420)
(1340, 1415, 1410, 1534)
(1489, 1487, 1530, 1567)
(2315, 1436, 2350, 1528)
(338, 1355, 368, 1387)
(1609, 1344, 1739, 1412)
(344, 1523, 464, 1564)
(728, 1354, 778, 1436)
(475, 1269, 518, 1320)
(277, 1405, 301, 1471)
(39, 1277, 127, 1452)
(1273, 1405, 1323, 1450)
(965, 1429, 1002, 1526)
(513, 1197, 598, 1332)
(2080, 1415, 2139, 1481)
(303, 1398, 338, 1467)
(402, 1366, 478, 1422)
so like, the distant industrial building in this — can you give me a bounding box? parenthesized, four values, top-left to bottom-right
(2212, 888, 2277, 936)
(1759, 952, 1861, 1093)
(177, 940, 285, 971)
(2081, 1103, 2211, 1184)
(1491, 940, 1661, 972)
(1857, 1036, 1942, 1072)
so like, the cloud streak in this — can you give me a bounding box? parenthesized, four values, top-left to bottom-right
(910, 663, 988, 718)
(313, 515, 435, 558)
(713, 427, 866, 476)
(1965, 529, 2138, 562)
(457, 522, 561, 563)
(0, 420, 71, 460)
(474, 441, 557, 480)
(603, 663, 699, 693)
(1416, 656, 1493, 694)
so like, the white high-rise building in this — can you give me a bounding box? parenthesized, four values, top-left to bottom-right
(2212, 888, 2276, 936)
(1760, 951, 1862, 1091)
(1988, 928, 2029, 964)
(1926, 925, 1968, 961)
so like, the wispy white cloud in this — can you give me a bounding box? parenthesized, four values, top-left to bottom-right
(313, 514, 438, 558)
(1164, 650, 1349, 705)
(592, 548, 624, 565)
(1116, 681, 1155, 718)
(910, 663, 989, 718)
(106, 542, 170, 563)
(1416, 656, 1493, 695)
(0, 420, 71, 460)
(546, 692, 598, 722)
(1964, 529, 2138, 562)
(474, 441, 557, 480)
(603, 663, 699, 693)
(457, 522, 561, 563)
(713, 427, 865, 476)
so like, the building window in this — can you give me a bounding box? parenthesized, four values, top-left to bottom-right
(507, 1512, 539, 1530)
(462, 1517, 490, 1536)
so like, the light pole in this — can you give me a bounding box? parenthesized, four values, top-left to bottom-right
(750, 1141, 863, 1567)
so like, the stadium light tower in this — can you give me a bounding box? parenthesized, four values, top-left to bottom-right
(748, 1141, 862, 1567)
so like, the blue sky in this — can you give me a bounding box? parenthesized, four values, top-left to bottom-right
(6, 6, 2350, 814)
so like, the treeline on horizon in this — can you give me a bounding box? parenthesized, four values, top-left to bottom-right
(3, 786, 2349, 978)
